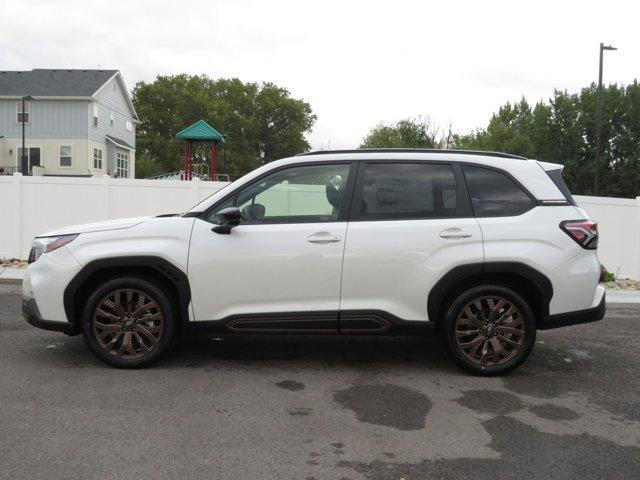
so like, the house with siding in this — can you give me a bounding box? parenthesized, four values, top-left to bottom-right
(0, 69, 138, 177)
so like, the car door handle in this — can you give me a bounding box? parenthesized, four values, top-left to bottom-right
(439, 228, 472, 239)
(307, 232, 341, 243)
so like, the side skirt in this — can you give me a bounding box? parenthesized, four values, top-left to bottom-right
(192, 310, 432, 335)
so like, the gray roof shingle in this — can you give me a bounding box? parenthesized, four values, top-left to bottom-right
(0, 69, 118, 96)
(106, 135, 135, 150)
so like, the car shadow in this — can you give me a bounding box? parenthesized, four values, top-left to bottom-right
(20, 326, 455, 374)
(161, 331, 455, 371)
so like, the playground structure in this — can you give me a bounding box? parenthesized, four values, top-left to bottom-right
(175, 120, 225, 181)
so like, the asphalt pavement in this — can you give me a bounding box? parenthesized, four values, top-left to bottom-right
(1, 283, 639, 480)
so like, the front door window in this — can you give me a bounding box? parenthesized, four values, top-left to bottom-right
(207, 163, 351, 224)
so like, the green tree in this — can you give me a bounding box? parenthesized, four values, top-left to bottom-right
(454, 82, 640, 198)
(454, 99, 538, 157)
(132, 75, 316, 177)
(135, 153, 164, 179)
(360, 118, 452, 149)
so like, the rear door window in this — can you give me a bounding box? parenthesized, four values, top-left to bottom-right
(463, 165, 535, 217)
(354, 162, 459, 220)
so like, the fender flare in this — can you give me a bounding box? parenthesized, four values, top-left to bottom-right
(427, 262, 553, 324)
(63, 256, 192, 328)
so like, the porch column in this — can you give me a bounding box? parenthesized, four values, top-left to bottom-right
(211, 141, 218, 181)
(182, 140, 188, 181)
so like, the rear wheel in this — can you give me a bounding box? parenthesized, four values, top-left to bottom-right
(81, 277, 175, 368)
(441, 285, 536, 376)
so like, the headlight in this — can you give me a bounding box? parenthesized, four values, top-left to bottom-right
(29, 234, 79, 263)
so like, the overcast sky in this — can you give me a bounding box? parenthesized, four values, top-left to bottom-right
(2, 0, 638, 149)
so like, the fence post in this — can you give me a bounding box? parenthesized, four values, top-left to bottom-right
(12, 172, 23, 259)
(102, 175, 111, 220)
(636, 196, 640, 280)
(191, 178, 201, 207)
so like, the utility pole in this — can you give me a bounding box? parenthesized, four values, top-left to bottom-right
(20, 95, 33, 175)
(594, 43, 617, 196)
(21, 96, 27, 174)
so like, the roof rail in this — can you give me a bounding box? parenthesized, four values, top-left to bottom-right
(298, 148, 528, 160)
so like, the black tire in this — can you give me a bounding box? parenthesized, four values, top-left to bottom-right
(441, 284, 536, 376)
(81, 277, 175, 368)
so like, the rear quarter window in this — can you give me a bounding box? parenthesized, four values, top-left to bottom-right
(545, 169, 577, 206)
(463, 165, 535, 217)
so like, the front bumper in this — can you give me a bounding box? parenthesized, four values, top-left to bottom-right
(22, 297, 80, 336)
(540, 291, 606, 330)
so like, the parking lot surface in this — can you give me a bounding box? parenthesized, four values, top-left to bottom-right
(1, 283, 639, 480)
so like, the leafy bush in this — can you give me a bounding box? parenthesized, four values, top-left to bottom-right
(601, 264, 615, 282)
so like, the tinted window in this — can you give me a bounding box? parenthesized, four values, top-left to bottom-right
(463, 165, 534, 217)
(546, 168, 577, 206)
(206, 163, 351, 224)
(357, 163, 458, 220)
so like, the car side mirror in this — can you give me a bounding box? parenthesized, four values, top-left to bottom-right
(212, 207, 242, 234)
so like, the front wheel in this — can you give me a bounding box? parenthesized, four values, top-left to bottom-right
(441, 285, 536, 376)
(81, 277, 175, 368)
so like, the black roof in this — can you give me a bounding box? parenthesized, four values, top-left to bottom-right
(0, 69, 118, 97)
(299, 149, 527, 160)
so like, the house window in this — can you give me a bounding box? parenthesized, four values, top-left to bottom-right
(17, 101, 30, 123)
(126, 120, 133, 132)
(110, 113, 114, 127)
(93, 105, 98, 127)
(116, 152, 129, 178)
(93, 148, 103, 169)
(59, 146, 72, 167)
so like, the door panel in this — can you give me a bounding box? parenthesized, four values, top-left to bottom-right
(339, 219, 483, 321)
(339, 161, 483, 322)
(188, 220, 347, 321)
(188, 161, 354, 324)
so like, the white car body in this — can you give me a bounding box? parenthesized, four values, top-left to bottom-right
(22, 149, 605, 372)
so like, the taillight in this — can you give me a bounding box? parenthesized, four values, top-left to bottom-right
(560, 220, 598, 249)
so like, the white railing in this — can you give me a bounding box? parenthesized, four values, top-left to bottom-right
(0, 174, 638, 279)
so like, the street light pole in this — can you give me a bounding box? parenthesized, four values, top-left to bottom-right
(21, 96, 26, 175)
(20, 95, 33, 175)
(594, 43, 617, 196)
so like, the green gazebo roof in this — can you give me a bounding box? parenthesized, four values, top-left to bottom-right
(176, 120, 225, 142)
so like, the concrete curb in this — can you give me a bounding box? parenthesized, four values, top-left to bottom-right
(606, 290, 640, 304)
(0, 268, 25, 285)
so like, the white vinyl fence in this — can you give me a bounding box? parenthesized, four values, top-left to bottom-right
(573, 195, 640, 279)
(1, 174, 639, 279)
(0, 174, 229, 260)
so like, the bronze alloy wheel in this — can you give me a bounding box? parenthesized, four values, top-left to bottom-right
(454, 295, 525, 367)
(92, 288, 164, 360)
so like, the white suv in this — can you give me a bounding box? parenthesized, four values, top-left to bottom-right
(22, 149, 605, 375)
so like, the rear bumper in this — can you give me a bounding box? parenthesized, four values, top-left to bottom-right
(540, 292, 606, 330)
(22, 297, 80, 336)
